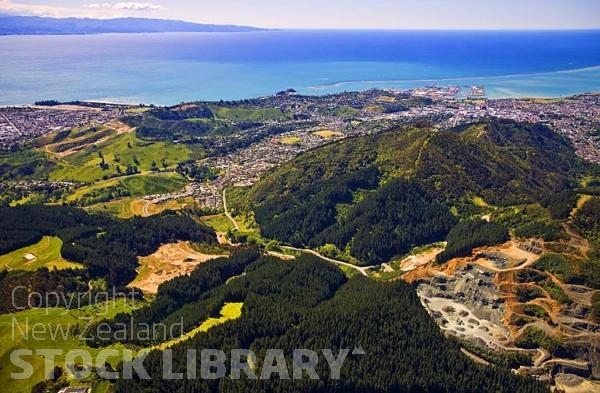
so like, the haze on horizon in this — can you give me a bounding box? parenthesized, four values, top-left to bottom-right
(0, 0, 599, 30)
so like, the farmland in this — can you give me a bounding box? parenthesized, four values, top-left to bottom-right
(48, 132, 195, 183)
(0, 236, 82, 271)
(0, 300, 142, 393)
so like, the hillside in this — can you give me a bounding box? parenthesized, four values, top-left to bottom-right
(108, 253, 548, 393)
(0, 15, 262, 35)
(246, 120, 593, 264)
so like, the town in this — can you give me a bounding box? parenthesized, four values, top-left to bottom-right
(2, 87, 599, 211)
(0, 103, 124, 150)
(141, 88, 600, 210)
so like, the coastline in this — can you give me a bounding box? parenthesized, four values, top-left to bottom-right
(1, 88, 599, 109)
(1, 30, 599, 105)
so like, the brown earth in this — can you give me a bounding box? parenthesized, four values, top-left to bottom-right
(128, 242, 226, 295)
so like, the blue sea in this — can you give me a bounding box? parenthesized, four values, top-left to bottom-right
(1, 30, 599, 105)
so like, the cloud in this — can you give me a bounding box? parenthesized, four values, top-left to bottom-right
(0, 0, 166, 18)
(0, 0, 74, 17)
(86, 2, 166, 11)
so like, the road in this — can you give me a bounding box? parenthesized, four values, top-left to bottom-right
(0, 112, 22, 136)
(222, 188, 240, 231)
(281, 246, 374, 277)
(220, 189, 371, 276)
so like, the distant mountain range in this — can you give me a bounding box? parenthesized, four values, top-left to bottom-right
(0, 15, 263, 35)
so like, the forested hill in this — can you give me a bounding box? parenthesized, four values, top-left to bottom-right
(111, 254, 548, 393)
(246, 120, 597, 265)
(0, 15, 262, 35)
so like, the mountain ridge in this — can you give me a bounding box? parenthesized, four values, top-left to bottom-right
(0, 15, 264, 35)
(244, 119, 596, 264)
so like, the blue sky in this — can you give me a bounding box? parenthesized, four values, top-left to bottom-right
(1, 0, 599, 29)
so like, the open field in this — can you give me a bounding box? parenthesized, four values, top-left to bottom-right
(120, 173, 187, 196)
(279, 136, 302, 145)
(124, 107, 152, 114)
(200, 214, 236, 233)
(555, 374, 600, 393)
(0, 300, 142, 393)
(142, 197, 196, 216)
(128, 242, 226, 295)
(87, 195, 194, 219)
(48, 132, 195, 183)
(86, 197, 136, 218)
(210, 106, 287, 122)
(374, 96, 397, 103)
(153, 302, 243, 351)
(66, 173, 187, 204)
(0, 236, 83, 271)
(312, 129, 343, 139)
(118, 196, 198, 218)
(44, 127, 117, 158)
(472, 195, 491, 208)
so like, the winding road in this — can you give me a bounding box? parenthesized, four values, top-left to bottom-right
(222, 188, 240, 231)
(221, 188, 371, 275)
(281, 246, 375, 277)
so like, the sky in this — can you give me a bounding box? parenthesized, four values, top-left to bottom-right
(0, 0, 599, 29)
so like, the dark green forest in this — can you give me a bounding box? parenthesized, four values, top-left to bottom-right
(89, 248, 261, 346)
(0, 205, 216, 298)
(249, 120, 587, 265)
(436, 219, 510, 264)
(255, 170, 456, 265)
(108, 254, 548, 393)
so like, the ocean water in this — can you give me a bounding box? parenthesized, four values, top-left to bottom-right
(0, 30, 599, 105)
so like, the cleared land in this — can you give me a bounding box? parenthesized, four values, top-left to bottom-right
(210, 106, 287, 122)
(66, 173, 187, 204)
(48, 132, 194, 183)
(200, 214, 236, 233)
(0, 236, 82, 271)
(404, 235, 600, 381)
(279, 136, 302, 145)
(125, 196, 197, 218)
(153, 302, 243, 350)
(86, 197, 136, 218)
(313, 130, 343, 139)
(0, 300, 141, 393)
(128, 242, 226, 295)
(400, 246, 446, 272)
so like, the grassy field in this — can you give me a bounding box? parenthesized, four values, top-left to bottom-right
(210, 106, 287, 122)
(49, 133, 194, 183)
(0, 236, 83, 271)
(86, 197, 136, 218)
(45, 127, 116, 155)
(279, 136, 302, 145)
(313, 130, 343, 139)
(66, 173, 187, 204)
(0, 149, 53, 180)
(0, 300, 142, 393)
(144, 197, 196, 215)
(124, 107, 152, 114)
(88, 196, 195, 219)
(472, 195, 491, 208)
(200, 214, 235, 233)
(65, 179, 120, 203)
(322, 105, 359, 118)
(154, 303, 243, 350)
(374, 96, 397, 103)
(119, 173, 187, 196)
